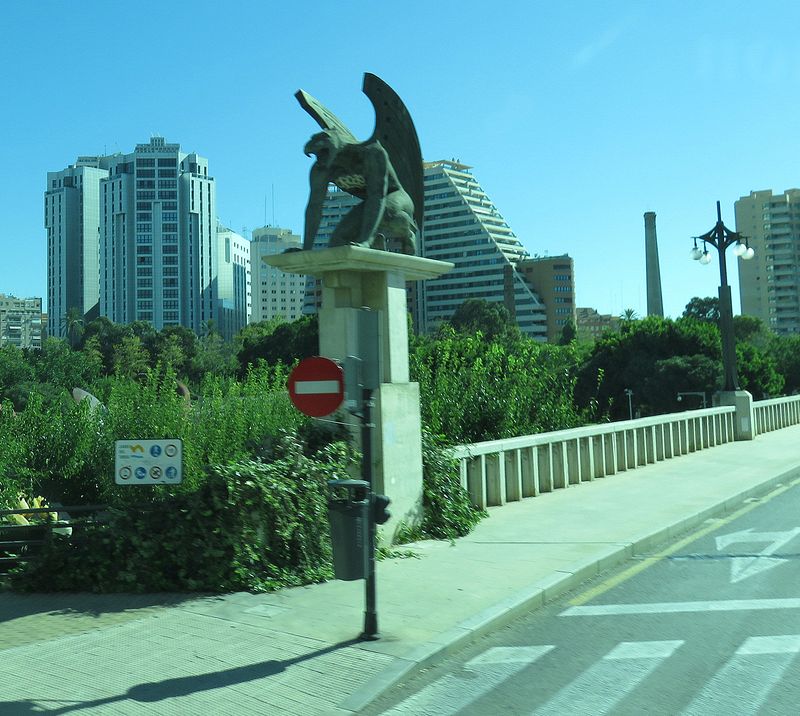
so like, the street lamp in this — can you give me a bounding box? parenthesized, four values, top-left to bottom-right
(690, 201, 754, 392)
(677, 391, 707, 409)
(624, 388, 633, 420)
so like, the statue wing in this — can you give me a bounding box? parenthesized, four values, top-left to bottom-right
(295, 88, 358, 144)
(363, 73, 424, 235)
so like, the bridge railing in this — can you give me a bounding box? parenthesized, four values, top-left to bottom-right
(450, 407, 736, 509)
(753, 394, 800, 436)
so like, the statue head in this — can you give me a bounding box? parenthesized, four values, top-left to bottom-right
(303, 128, 350, 167)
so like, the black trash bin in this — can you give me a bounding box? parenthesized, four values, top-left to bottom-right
(327, 479, 369, 581)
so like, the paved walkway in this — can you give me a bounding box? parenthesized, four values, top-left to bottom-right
(2, 425, 800, 715)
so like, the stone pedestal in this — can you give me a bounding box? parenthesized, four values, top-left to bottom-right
(713, 389, 754, 440)
(264, 245, 453, 538)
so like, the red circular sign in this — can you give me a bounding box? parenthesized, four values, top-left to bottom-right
(288, 356, 345, 417)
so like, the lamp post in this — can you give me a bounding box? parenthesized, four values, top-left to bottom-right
(690, 201, 754, 392)
(624, 388, 633, 420)
(677, 391, 707, 409)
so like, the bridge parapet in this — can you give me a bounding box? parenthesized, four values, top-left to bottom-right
(753, 394, 800, 435)
(451, 407, 737, 509)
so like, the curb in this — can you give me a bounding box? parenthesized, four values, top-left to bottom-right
(334, 464, 800, 714)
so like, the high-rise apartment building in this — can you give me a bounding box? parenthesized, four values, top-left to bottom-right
(735, 189, 800, 334)
(216, 225, 251, 340)
(516, 255, 575, 341)
(47, 137, 218, 336)
(98, 136, 217, 333)
(45, 155, 117, 336)
(420, 160, 547, 339)
(251, 226, 305, 323)
(0, 294, 43, 349)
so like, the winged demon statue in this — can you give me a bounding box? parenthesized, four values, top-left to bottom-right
(296, 73, 423, 254)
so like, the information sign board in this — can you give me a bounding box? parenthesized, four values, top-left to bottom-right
(115, 439, 183, 485)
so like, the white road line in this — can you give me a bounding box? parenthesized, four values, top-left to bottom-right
(681, 634, 800, 715)
(561, 598, 800, 617)
(379, 645, 554, 715)
(531, 640, 683, 716)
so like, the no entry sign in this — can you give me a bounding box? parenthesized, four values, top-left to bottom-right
(288, 356, 345, 417)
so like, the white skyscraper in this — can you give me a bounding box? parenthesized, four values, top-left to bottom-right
(98, 136, 217, 332)
(250, 226, 305, 323)
(216, 225, 251, 340)
(45, 155, 117, 336)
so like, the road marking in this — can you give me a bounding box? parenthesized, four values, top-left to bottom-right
(714, 527, 800, 583)
(569, 476, 800, 606)
(681, 634, 800, 715)
(380, 645, 554, 715)
(561, 597, 800, 617)
(532, 640, 683, 715)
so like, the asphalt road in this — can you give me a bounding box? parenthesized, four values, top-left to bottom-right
(365, 478, 800, 715)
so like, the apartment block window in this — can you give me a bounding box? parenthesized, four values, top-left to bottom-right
(158, 158, 177, 167)
(136, 158, 155, 167)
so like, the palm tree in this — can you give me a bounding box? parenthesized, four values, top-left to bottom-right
(60, 307, 85, 349)
(620, 308, 639, 323)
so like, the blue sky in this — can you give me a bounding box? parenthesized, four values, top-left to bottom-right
(2, 0, 799, 319)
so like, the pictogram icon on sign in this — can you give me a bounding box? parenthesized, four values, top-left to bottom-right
(288, 356, 345, 418)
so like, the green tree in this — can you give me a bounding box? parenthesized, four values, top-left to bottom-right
(80, 318, 130, 375)
(60, 306, 85, 349)
(683, 296, 720, 323)
(237, 315, 318, 372)
(447, 299, 521, 342)
(733, 315, 771, 347)
(574, 316, 722, 419)
(767, 334, 800, 394)
(558, 319, 577, 345)
(619, 308, 639, 323)
(645, 354, 722, 412)
(112, 335, 150, 380)
(736, 342, 783, 399)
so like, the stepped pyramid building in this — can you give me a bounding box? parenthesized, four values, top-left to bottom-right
(303, 160, 562, 340)
(420, 160, 547, 338)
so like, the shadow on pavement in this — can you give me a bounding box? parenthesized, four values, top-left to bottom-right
(0, 637, 360, 714)
(0, 590, 217, 624)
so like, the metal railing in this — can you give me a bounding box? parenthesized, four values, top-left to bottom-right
(0, 505, 108, 576)
(753, 394, 800, 436)
(451, 407, 737, 510)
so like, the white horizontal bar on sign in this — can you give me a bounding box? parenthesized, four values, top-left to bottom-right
(294, 380, 340, 394)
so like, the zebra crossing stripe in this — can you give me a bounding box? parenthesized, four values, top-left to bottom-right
(560, 597, 800, 617)
(531, 640, 683, 715)
(379, 645, 554, 715)
(680, 634, 800, 715)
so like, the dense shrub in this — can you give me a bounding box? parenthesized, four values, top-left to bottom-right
(10, 436, 354, 593)
(418, 428, 485, 540)
(411, 328, 588, 444)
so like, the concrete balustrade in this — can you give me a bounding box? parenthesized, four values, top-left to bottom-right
(753, 394, 800, 435)
(451, 407, 737, 509)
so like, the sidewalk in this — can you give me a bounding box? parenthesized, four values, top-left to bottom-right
(1, 425, 799, 715)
